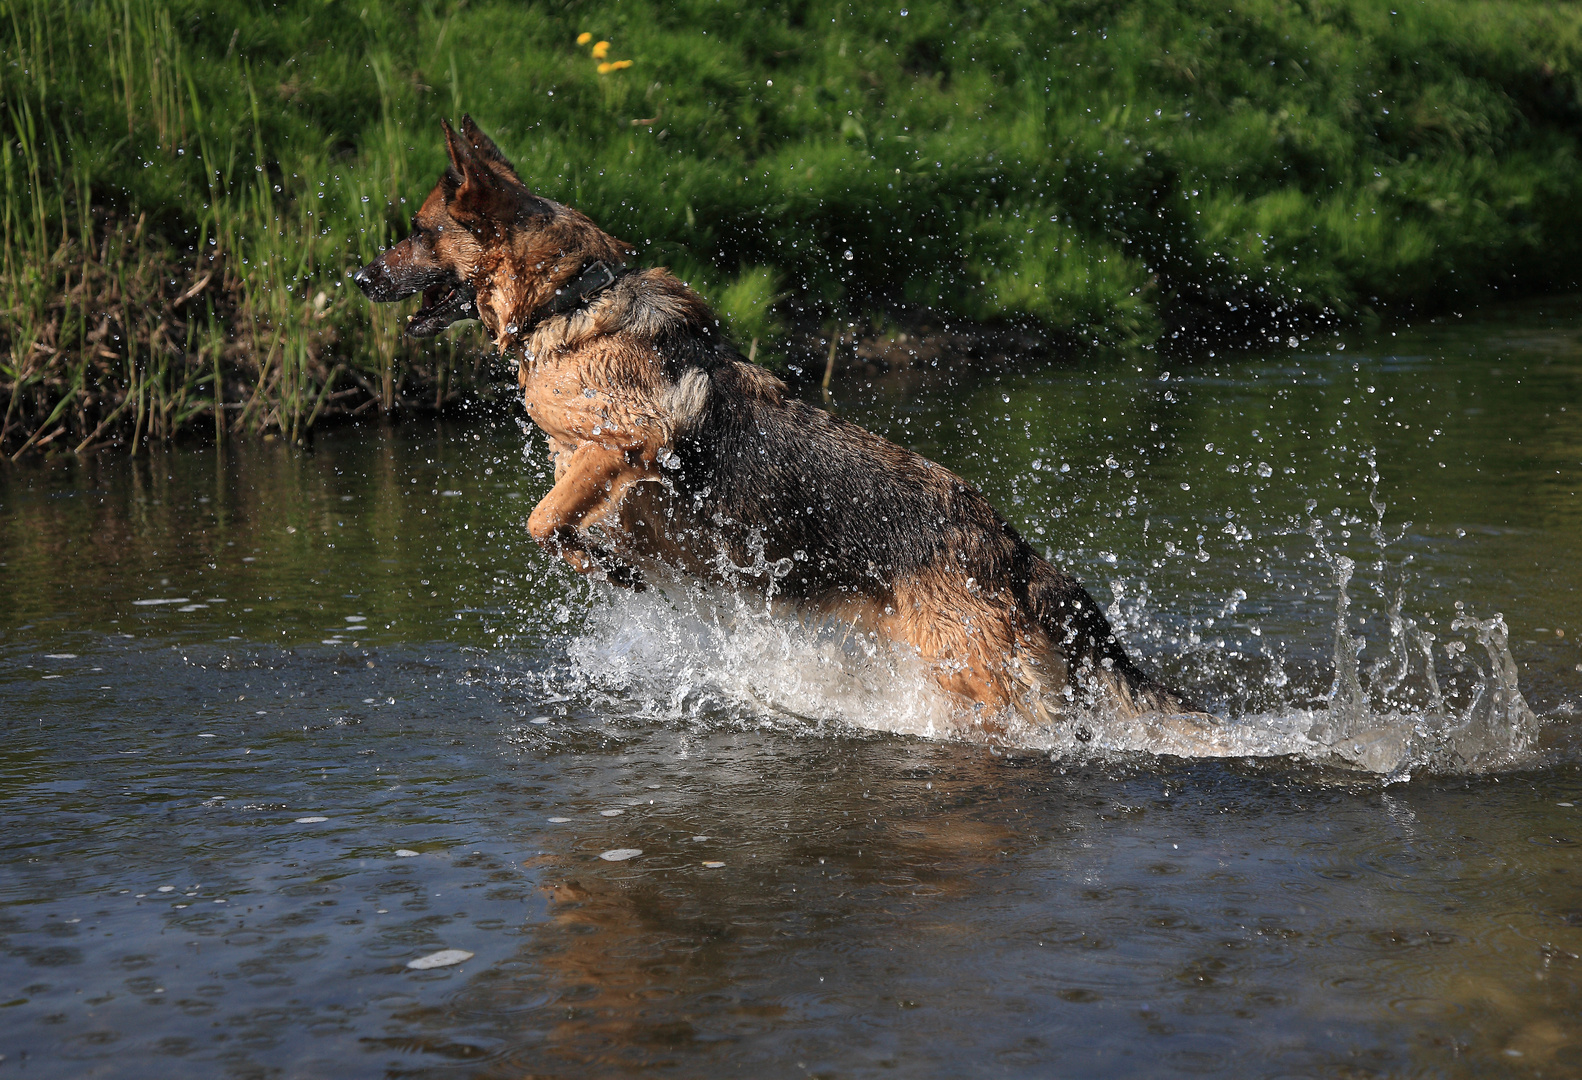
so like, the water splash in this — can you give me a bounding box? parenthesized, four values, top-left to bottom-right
(540, 554, 1542, 780)
(1278, 462, 1543, 776)
(531, 448, 1546, 779)
(559, 582, 961, 739)
(1443, 608, 1541, 765)
(1316, 554, 1367, 745)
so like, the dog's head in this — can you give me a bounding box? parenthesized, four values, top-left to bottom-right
(354, 116, 588, 340)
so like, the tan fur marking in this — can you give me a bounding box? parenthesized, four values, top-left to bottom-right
(662, 368, 710, 431)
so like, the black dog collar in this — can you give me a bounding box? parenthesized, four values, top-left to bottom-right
(538, 260, 627, 321)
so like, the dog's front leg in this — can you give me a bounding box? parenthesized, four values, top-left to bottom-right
(528, 440, 650, 581)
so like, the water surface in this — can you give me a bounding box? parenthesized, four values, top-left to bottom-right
(2, 298, 1581, 1076)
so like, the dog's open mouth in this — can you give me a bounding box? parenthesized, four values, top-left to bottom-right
(407, 279, 477, 338)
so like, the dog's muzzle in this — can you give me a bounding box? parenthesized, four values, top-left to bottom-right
(353, 260, 476, 337)
(352, 260, 415, 303)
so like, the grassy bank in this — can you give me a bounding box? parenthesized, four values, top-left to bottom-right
(5, 0, 1582, 455)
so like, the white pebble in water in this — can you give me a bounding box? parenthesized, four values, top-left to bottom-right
(407, 949, 473, 970)
(1559, 802, 1575, 808)
(157, 886, 174, 893)
(702, 861, 725, 869)
(197, 734, 216, 739)
(547, 817, 571, 823)
(44, 654, 78, 659)
(395, 849, 420, 857)
(529, 717, 550, 725)
(599, 809, 625, 817)
(600, 849, 642, 861)
(345, 616, 366, 623)
(691, 836, 710, 842)
(173, 904, 188, 909)
(295, 816, 328, 824)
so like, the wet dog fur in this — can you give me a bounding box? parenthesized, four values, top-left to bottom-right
(355, 117, 1193, 733)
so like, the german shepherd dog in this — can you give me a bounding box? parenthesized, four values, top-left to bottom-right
(355, 117, 1194, 734)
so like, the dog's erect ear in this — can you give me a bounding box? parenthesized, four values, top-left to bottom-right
(441, 118, 473, 181)
(440, 118, 519, 230)
(459, 115, 525, 184)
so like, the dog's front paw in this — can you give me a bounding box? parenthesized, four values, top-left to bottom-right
(530, 521, 584, 554)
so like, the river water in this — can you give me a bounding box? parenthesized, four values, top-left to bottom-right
(2, 298, 1580, 1077)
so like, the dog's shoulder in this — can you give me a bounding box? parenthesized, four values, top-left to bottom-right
(610, 269, 789, 422)
(652, 356, 784, 439)
(526, 266, 790, 438)
(611, 269, 713, 342)
(532, 268, 710, 354)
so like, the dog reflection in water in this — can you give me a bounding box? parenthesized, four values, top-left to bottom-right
(355, 117, 1202, 738)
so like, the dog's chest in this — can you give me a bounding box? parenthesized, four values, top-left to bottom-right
(518, 350, 667, 452)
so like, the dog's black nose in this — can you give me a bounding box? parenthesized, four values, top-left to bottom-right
(353, 263, 394, 300)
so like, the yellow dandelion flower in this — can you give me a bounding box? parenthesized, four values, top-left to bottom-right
(591, 40, 610, 59)
(608, 59, 632, 71)
(596, 61, 613, 73)
(576, 32, 592, 45)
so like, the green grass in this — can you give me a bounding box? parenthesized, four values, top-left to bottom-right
(6, 0, 1582, 453)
